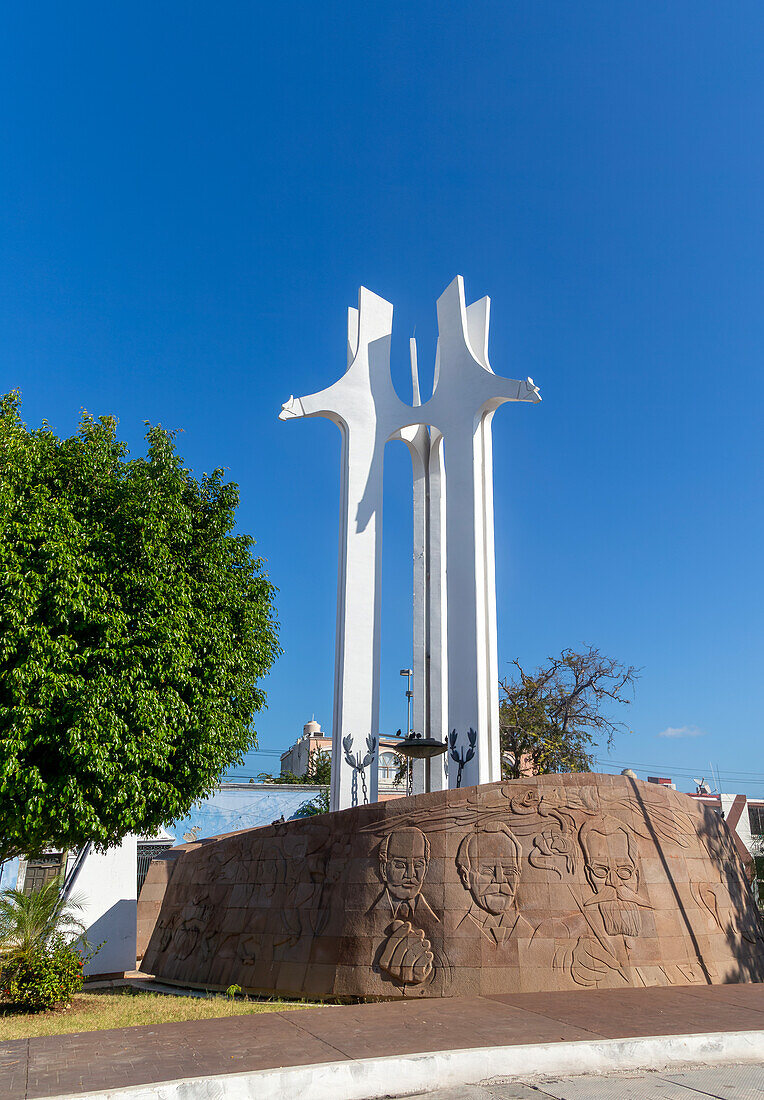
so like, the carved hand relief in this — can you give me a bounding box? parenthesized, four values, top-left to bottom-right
(378, 919, 434, 985)
(372, 826, 442, 987)
(554, 935, 628, 988)
(144, 776, 764, 998)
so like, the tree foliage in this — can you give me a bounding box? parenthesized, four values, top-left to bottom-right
(0, 938, 89, 1011)
(0, 392, 280, 863)
(258, 748, 331, 787)
(258, 749, 331, 817)
(0, 875, 85, 956)
(500, 646, 638, 779)
(294, 786, 330, 817)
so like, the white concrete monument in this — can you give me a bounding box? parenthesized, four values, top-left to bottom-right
(280, 276, 540, 810)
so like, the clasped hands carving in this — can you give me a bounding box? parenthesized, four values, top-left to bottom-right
(373, 808, 652, 989)
(378, 919, 434, 985)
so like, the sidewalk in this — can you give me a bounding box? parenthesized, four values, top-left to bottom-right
(1, 984, 763, 1100)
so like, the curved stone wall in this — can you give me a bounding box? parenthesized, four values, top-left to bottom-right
(142, 774, 764, 998)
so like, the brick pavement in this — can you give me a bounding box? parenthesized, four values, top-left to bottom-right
(1, 984, 764, 1100)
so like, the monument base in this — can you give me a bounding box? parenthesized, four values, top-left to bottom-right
(141, 774, 764, 998)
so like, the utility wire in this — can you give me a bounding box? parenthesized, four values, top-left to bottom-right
(596, 756, 764, 781)
(594, 757, 764, 798)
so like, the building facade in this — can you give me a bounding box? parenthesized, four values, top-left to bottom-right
(280, 720, 407, 802)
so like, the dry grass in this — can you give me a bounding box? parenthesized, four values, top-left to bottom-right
(0, 988, 320, 1040)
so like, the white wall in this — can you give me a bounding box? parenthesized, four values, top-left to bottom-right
(171, 783, 321, 840)
(718, 794, 754, 852)
(72, 836, 137, 976)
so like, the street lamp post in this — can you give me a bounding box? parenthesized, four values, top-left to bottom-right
(396, 665, 448, 795)
(399, 668, 413, 736)
(399, 668, 414, 794)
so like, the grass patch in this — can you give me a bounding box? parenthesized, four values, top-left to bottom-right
(0, 987, 320, 1040)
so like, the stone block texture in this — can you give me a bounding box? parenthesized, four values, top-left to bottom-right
(141, 774, 764, 998)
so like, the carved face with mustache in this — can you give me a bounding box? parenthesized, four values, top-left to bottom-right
(580, 817, 649, 937)
(457, 822, 522, 916)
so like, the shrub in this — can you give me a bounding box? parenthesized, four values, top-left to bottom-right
(0, 875, 85, 956)
(0, 937, 85, 1011)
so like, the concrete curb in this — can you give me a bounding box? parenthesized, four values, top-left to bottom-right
(46, 1029, 764, 1100)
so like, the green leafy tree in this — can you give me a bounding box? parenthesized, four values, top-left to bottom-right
(293, 786, 330, 817)
(258, 748, 331, 786)
(0, 875, 85, 956)
(0, 392, 279, 863)
(500, 646, 638, 779)
(258, 749, 331, 817)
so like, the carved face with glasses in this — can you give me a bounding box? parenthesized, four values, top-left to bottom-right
(580, 817, 647, 937)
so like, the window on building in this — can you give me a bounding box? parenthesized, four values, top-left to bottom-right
(23, 854, 64, 895)
(749, 804, 764, 836)
(378, 751, 400, 787)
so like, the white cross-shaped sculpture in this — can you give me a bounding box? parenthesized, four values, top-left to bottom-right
(280, 276, 540, 808)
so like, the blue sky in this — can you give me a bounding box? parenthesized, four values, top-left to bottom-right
(2, 3, 763, 795)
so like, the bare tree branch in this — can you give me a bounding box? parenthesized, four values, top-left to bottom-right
(500, 646, 640, 779)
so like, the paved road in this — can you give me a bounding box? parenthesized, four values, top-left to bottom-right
(400, 1062, 764, 1099)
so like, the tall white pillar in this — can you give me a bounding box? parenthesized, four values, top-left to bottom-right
(281, 276, 540, 804)
(280, 290, 402, 810)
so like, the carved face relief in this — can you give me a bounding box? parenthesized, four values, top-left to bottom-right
(457, 823, 521, 916)
(583, 825, 636, 893)
(379, 827, 429, 903)
(580, 818, 644, 937)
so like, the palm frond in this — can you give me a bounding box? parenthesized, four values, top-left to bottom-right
(0, 875, 87, 956)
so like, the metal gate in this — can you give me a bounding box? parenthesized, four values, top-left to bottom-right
(137, 843, 173, 897)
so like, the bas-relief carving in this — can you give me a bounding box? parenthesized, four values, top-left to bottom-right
(368, 827, 445, 991)
(372, 828, 439, 924)
(377, 921, 433, 985)
(692, 812, 764, 955)
(454, 822, 531, 945)
(143, 776, 764, 999)
(159, 890, 213, 961)
(529, 825, 576, 878)
(579, 816, 653, 939)
(362, 781, 763, 991)
(540, 816, 655, 989)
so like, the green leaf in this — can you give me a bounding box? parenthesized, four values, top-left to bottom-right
(0, 393, 280, 860)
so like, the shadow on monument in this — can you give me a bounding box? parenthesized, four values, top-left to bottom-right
(692, 797, 764, 984)
(139, 775, 764, 999)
